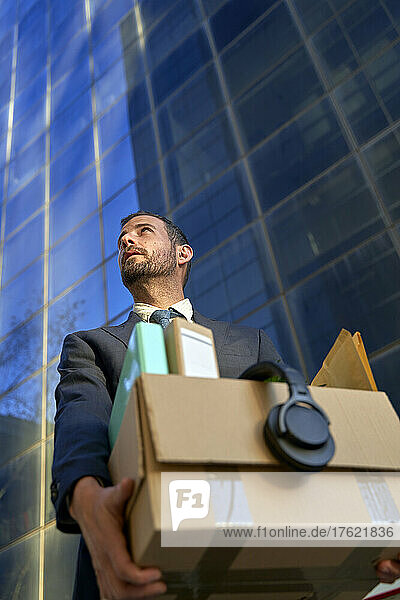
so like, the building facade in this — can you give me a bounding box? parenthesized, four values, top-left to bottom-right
(0, 0, 399, 597)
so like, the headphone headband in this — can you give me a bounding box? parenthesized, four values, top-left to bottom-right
(239, 361, 335, 471)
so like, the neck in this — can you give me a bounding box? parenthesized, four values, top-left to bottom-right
(130, 277, 185, 309)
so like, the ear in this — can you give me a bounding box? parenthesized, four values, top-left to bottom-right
(177, 244, 193, 266)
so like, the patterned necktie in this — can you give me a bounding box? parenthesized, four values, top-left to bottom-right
(149, 308, 184, 329)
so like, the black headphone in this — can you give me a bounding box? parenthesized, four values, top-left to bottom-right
(239, 361, 335, 471)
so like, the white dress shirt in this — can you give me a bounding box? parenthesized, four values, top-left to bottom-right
(132, 298, 193, 324)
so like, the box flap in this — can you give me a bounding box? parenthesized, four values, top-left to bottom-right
(139, 374, 400, 470)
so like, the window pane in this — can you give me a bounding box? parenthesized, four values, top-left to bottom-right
(202, 0, 226, 17)
(14, 68, 46, 124)
(50, 168, 98, 245)
(0, 313, 43, 396)
(221, 2, 300, 99)
(287, 234, 400, 377)
(91, 0, 133, 47)
(0, 258, 43, 338)
(50, 127, 94, 197)
(239, 299, 302, 373)
(250, 98, 349, 211)
(236, 46, 323, 151)
(16, 45, 47, 93)
(8, 135, 46, 196)
(0, 67, 11, 111)
(340, 0, 397, 63)
(130, 117, 157, 176)
(210, 0, 274, 53)
(51, 29, 89, 85)
(186, 224, 279, 322)
(106, 256, 132, 320)
(51, 89, 93, 158)
(103, 183, 139, 259)
(5, 171, 45, 237)
(51, 4, 86, 61)
(363, 125, 400, 221)
(334, 72, 388, 145)
(12, 98, 46, 157)
(0, 134, 6, 170)
(0, 533, 39, 599)
(293, 0, 333, 34)
(51, 0, 85, 30)
(0, 104, 9, 140)
(127, 80, 150, 128)
(138, 0, 178, 32)
(267, 158, 384, 287)
(93, 26, 126, 79)
(95, 59, 128, 114)
(365, 42, 400, 123)
(48, 267, 106, 361)
(49, 213, 102, 299)
(44, 525, 80, 597)
(173, 165, 257, 259)
(18, 0, 46, 41)
(0, 373, 42, 465)
(101, 135, 136, 203)
(151, 28, 212, 106)
(98, 94, 130, 154)
(2, 212, 44, 284)
(158, 64, 224, 153)
(371, 345, 400, 415)
(146, 0, 201, 71)
(311, 19, 358, 88)
(108, 308, 131, 324)
(120, 40, 145, 91)
(165, 111, 238, 207)
(0, 447, 40, 546)
(385, 0, 400, 26)
(51, 57, 91, 118)
(136, 164, 166, 215)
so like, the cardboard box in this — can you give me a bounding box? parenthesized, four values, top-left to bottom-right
(164, 318, 219, 378)
(109, 375, 400, 599)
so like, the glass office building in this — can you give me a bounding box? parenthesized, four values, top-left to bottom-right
(0, 0, 399, 596)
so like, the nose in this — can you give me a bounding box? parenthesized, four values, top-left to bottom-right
(119, 230, 138, 249)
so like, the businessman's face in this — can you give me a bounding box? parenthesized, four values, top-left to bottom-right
(117, 215, 177, 287)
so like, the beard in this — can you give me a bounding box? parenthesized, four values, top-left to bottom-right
(120, 243, 177, 289)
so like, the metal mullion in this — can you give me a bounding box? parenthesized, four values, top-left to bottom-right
(198, 0, 309, 377)
(134, 0, 172, 214)
(85, 0, 109, 323)
(38, 2, 51, 597)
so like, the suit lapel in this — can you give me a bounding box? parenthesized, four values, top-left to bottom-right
(100, 311, 141, 347)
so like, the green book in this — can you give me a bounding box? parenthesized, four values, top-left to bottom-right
(108, 322, 169, 448)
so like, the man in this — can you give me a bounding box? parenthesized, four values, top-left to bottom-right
(51, 210, 284, 599)
(52, 211, 400, 598)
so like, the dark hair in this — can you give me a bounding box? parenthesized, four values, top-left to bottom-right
(120, 210, 192, 286)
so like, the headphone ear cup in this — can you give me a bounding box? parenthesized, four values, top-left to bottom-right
(264, 404, 335, 471)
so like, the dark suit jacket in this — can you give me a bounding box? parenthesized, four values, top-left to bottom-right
(51, 310, 281, 599)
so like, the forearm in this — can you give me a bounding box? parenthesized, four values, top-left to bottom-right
(69, 476, 103, 523)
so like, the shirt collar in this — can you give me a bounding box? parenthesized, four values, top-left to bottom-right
(133, 298, 193, 323)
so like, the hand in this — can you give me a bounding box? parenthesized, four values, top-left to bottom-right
(70, 476, 167, 599)
(375, 554, 400, 584)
